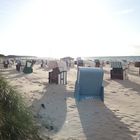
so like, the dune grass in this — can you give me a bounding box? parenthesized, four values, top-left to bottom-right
(0, 76, 43, 140)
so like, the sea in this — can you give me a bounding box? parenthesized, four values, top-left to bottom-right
(85, 56, 140, 62)
(1, 56, 140, 63)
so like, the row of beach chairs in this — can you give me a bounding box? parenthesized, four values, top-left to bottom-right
(74, 61, 129, 102)
(0, 59, 130, 103)
(47, 61, 128, 102)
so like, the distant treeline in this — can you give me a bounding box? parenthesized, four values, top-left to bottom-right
(0, 54, 5, 57)
(0, 54, 37, 58)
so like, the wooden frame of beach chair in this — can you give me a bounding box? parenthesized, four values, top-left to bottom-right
(74, 67, 104, 102)
(58, 71, 67, 85)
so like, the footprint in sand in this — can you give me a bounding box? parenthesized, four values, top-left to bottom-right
(112, 109, 119, 112)
(69, 86, 74, 89)
(111, 91, 116, 93)
(124, 93, 130, 96)
(69, 105, 76, 108)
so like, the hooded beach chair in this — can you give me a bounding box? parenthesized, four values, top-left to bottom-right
(77, 60, 84, 67)
(110, 61, 128, 80)
(23, 60, 33, 74)
(3, 60, 9, 68)
(48, 61, 67, 85)
(94, 59, 100, 67)
(74, 67, 104, 102)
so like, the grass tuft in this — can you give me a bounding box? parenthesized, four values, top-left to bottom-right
(0, 76, 43, 140)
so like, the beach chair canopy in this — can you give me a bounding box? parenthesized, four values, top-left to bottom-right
(111, 61, 128, 69)
(74, 67, 104, 101)
(47, 60, 58, 70)
(77, 60, 84, 66)
(47, 60, 68, 71)
(111, 61, 123, 68)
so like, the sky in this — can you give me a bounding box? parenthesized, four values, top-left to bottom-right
(0, 0, 140, 58)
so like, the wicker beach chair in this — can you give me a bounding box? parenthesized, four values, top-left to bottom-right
(48, 67, 67, 85)
(23, 60, 33, 74)
(110, 61, 128, 80)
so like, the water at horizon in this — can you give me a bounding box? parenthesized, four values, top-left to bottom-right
(85, 56, 140, 62)
(3, 55, 140, 62)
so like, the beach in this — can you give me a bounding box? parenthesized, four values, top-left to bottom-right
(0, 63, 140, 140)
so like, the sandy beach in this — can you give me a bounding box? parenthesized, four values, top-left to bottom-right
(1, 63, 140, 140)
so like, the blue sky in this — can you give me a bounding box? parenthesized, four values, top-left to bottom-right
(0, 0, 140, 57)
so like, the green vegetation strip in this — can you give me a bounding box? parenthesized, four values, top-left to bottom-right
(0, 76, 42, 140)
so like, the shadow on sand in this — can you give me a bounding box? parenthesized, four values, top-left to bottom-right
(31, 84, 67, 133)
(103, 80, 110, 87)
(76, 99, 134, 140)
(115, 79, 140, 95)
(30, 82, 135, 140)
(0, 67, 43, 80)
(0, 68, 26, 79)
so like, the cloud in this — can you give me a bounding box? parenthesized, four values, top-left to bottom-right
(114, 9, 135, 15)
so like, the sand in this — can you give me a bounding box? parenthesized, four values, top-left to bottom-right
(0, 64, 140, 140)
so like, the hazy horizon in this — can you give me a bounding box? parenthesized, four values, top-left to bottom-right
(1, 0, 140, 57)
(1, 54, 140, 59)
